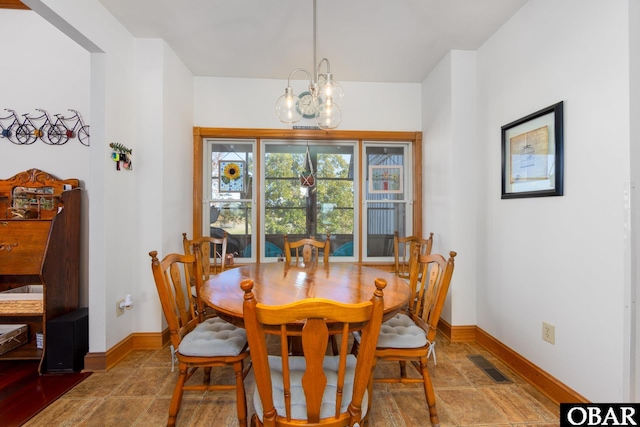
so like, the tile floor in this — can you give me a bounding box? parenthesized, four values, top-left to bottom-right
(24, 333, 560, 426)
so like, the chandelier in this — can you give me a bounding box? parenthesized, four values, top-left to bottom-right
(275, 0, 344, 129)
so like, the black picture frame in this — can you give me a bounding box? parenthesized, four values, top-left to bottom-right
(501, 101, 564, 199)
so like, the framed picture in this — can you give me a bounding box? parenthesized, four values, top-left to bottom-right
(501, 101, 564, 199)
(369, 165, 403, 194)
(219, 160, 245, 192)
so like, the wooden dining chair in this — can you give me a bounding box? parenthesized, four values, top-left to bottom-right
(241, 277, 385, 427)
(283, 233, 330, 264)
(182, 232, 228, 319)
(182, 232, 228, 280)
(393, 231, 434, 280)
(352, 248, 456, 427)
(149, 249, 251, 427)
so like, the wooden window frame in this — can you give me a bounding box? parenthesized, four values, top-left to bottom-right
(193, 127, 423, 264)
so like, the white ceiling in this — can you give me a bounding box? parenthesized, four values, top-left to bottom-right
(97, 0, 528, 83)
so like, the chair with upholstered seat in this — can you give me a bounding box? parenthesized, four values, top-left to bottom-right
(149, 249, 251, 427)
(241, 276, 386, 427)
(393, 231, 434, 280)
(283, 233, 330, 264)
(352, 248, 456, 427)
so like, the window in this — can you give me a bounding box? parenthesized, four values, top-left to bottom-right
(204, 140, 254, 259)
(194, 129, 422, 264)
(363, 144, 411, 259)
(261, 141, 356, 261)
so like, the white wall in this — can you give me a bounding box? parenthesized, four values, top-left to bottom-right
(422, 50, 478, 326)
(134, 38, 194, 333)
(628, 0, 640, 402)
(475, 0, 631, 401)
(194, 78, 421, 131)
(0, 9, 91, 304)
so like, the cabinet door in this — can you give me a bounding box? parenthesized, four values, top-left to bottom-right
(0, 221, 51, 275)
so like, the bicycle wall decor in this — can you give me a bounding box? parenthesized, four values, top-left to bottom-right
(0, 108, 90, 146)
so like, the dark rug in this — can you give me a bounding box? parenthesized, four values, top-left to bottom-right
(0, 360, 91, 426)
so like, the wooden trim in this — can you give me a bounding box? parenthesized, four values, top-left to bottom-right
(131, 331, 168, 349)
(437, 319, 476, 342)
(475, 327, 589, 404)
(83, 330, 169, 372)
(82, 351, 106, 372)
(192, 128, 203, 239)
(413, 132, 423, 236)
(195, 127, 421, 141)
(0, 0, 29, 9)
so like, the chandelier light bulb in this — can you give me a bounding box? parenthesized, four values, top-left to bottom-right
(275, 87, 302, 123)
(319, 73, 344, 107)
(316, 102, 341, 129)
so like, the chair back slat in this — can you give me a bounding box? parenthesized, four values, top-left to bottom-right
(409, 250, 457, 342)
(283, 234, 331, 264)
(149, 251, 201, 348)
(300, 318, 329, 422)
(182, 232, 228, 280)
(393, 231, 434, 279)
(242, 278, 386, 426)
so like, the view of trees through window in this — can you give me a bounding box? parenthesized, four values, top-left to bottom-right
(264, 143, 355, 258)
(201, 133, 416, 262)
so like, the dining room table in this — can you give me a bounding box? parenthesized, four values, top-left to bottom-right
(199, 261, 411, 329)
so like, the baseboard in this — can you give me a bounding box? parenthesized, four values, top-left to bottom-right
(83, 329, 169, 372)
(436, 321, 588, 405)
(475, 327, 588, 405)
(438, 319, 476, 342)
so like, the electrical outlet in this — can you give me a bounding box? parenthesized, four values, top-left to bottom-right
(542, 322, 555, 344)
(116, 299, 125, 317)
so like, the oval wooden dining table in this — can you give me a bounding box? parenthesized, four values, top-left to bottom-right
(199, 262, 411, 328)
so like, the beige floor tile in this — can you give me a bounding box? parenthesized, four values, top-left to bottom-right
(23, 398, 102, 427)
(189, 392, 245, 426)
(478, 385, 557, 423)
(73, 396, 154, 427)
(436, 387, 511, 425)
(63, 367, 136, 398)
(111, 366, 174, 397)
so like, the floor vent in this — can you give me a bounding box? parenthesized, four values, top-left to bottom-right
(468, 355, 512, 384)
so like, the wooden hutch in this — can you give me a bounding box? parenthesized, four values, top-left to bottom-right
(0, 169, 81, 373)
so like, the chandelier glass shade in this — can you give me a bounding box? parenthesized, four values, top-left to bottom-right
(275, 0, 343, 129)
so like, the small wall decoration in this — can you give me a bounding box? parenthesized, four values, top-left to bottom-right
(110, 143, 133, 171)
(219, 160, 244, 192)
(501, 101, 564, 198)
(369, 165, 403, 194)
(0, 108, 89, 146)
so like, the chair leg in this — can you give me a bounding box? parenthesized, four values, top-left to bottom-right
(203, 367, 211, 385)
(350, 338, 360, 355)
(364, 362, 376, 426)
(419, 356, 440, 427)
(233, 360, 248, 427)
(399, 360, 407, 378)
(250, 414, 261, 427)
(168, 363, 188, 426)
(330, 335, 339, 355)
